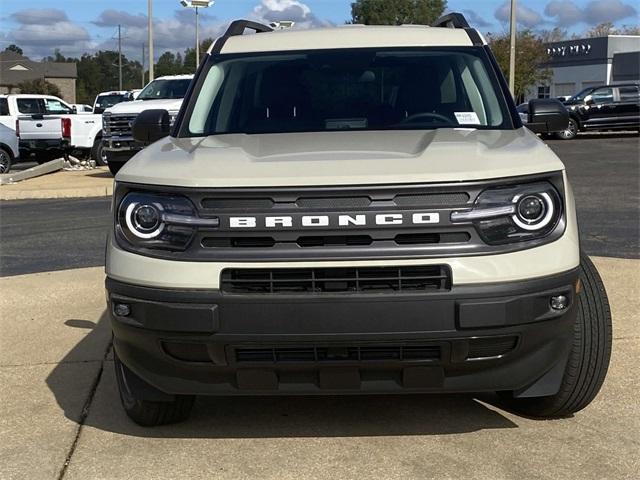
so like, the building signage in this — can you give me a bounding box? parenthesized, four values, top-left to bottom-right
(547, 43, 592, 57)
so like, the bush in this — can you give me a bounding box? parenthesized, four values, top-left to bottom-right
(16, 78, 62, 98)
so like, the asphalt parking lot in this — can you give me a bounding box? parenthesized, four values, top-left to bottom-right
(1, 133, 639, 480)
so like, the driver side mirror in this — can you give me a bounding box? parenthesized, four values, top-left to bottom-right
(132, 109, 170, 144)
(526, 99, 569, 134)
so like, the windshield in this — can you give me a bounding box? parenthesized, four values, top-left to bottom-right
(138, 79, 191, 100)
(186, 48, 511, 136)
(570, 87, 595, 101)
(95, 94, 125, 109)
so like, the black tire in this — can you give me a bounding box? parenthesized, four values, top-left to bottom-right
(0, 146, 12, 174)
(114, 352, 195, 426)
(503, 255, 612, 418)
(555, 118, 579, 140)
(92, 139, 108, 166)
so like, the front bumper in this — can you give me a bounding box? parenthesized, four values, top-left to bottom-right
(103, 137, 144, 153)
(107, 268, 579, 398)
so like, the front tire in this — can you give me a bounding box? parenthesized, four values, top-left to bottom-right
(555, 118, 579, 140)
(503, 255, 612, 418)
(114, 352, 195, 426)
(92, 139, 107, 166)
(0, 147, 12, 173)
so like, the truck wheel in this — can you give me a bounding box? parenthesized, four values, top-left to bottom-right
(114, 352, 195, 426)
(0, 147, 12, 173)
(92, 139, 108, 166)
(502, 255, 612, 418)
(555, 118, 579, 140)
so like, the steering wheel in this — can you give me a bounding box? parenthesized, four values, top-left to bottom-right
(399, 112, 452, 125)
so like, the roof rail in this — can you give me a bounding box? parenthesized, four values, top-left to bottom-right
(224, 19, 273, 37)
(431, 12, 470, 29)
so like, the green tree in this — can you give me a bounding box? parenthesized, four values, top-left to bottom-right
(350, 0, 447, 25)
(487, 30, 551, 100)
(183, 38, 215, 72)
(17, 78, 62, 98)
(155, 51, 183, 77)
(4, 44, 23, 55)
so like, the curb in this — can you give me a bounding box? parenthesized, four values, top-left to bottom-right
(0, 185, 113, 201)
(0, 159, 64, 185)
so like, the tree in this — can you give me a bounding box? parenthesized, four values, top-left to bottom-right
(17, 78, 62, 98)
(350, 0, 447, 25)
(618, 24, 640, 35)
(4, 44, 23, 55)
(487, 30, 551, 101)
(155, 52, 183, 77)
(537, 27, 568, 43)
(183, 38, 215, 72)
(586, 22, 616, 38)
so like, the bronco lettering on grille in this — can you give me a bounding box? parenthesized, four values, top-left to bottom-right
(229, 213, 440, 228)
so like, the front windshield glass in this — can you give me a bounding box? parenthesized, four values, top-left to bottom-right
(95, 94, 125, 109)
(138, 79, 191, 100)
(187, 48, 511, 136)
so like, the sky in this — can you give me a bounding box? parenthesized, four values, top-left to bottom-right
(0, 0, 638, 61)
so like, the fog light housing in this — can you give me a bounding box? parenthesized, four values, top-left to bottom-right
(550, 295, 568, 311)
(114, 303, 131, 317)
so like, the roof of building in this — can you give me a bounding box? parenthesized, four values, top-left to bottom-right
(0, 51, 77, 86)
(214, 25, 476, 55)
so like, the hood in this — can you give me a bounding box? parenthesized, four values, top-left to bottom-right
(105, 98, 184, 115)
(117, 128, 566, 188)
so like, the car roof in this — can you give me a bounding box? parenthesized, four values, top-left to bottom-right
(216, 25, 476, 55)
(153, 74, 194, 80)
(96, 91, 129, 96)
(0, 94, 64, 99)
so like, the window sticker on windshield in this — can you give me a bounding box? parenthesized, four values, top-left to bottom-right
(454, 112, 481, 125)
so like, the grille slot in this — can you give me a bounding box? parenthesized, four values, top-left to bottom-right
(202, 237, 276, 248)
(394, 192, 470, 206)
(201, 198, 275, 210)
(296, 196, 372, 208)
(235, 344, 441, 363)
(394, 232, 471, 245)
(221, 265, 451, 294)
(467, 336, 518, 359)
(297, 235, 372, 247)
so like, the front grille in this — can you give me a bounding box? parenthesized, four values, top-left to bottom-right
(221, 265, 451, 294)
(103, 114, 137, 137)
(235, 344, 441, 363)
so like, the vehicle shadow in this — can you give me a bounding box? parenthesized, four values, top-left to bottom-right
(47, 311, 519, 439)
(87, 171, 112, 179)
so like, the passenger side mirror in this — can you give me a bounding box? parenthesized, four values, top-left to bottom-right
(584, 95, 594, 106)
(132, 109, 171, 144)
(526, 99, 569, 134)
(71, 105, 77, 114)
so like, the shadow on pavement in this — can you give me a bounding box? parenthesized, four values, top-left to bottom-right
(87, 171, 112, 179)
(47, 312, 519, 439)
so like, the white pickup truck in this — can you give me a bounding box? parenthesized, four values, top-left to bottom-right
(102, 75, 193, 174)
(0, 94, 104, 164)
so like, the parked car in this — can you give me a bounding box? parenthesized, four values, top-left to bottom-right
(102, 74, 193, 174)
(557, 83, 640, 139)
(106, 14, 610, 426)
(0, 94, 104, 164)
(0, 120, 19, 173)
(73, 104, 94, 114)
(92, 90, 130, 115)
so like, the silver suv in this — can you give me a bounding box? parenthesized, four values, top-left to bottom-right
(106, 14, 611, 426)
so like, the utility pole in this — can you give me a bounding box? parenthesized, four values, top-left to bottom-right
(118, 25, 123, 91)
(508, 0, 517, 99)
(148, 0, 154, 81)
(195, 6, 200, 66)
(142, 43, 146, 88)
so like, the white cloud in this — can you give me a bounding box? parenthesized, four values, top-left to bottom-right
(495, 1, 543, 28)
(462, 9, 492, 28)
(250, 0, 331, 28)
(545, 1, 584, 26)
(583, 0, 637, 25)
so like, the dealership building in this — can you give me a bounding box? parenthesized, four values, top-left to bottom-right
(527, 35, 640, 100)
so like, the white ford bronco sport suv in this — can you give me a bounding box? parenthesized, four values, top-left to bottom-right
(106, 15, 612, 426)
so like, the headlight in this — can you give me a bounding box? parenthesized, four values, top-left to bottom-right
(451, 182, 562, 245)
(117, 192, 219, 251)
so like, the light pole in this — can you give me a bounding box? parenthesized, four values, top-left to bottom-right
(180, 0, 214, 68)
(509, 0, 517, 99)
(148, 0, 154, 81)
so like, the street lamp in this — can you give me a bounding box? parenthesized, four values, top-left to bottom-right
(180, 0, 214, 68)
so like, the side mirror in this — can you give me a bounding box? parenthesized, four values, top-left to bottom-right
(584, 95, 594, 105)
(94, 106, 104, 114)
(71, 106, 77, 114)
(132, 109, 170, 144)
(526, 99, 569, 134)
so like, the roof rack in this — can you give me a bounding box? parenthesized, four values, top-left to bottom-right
(431, 13, 471, 29)
(224, 19, 273, 37)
